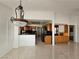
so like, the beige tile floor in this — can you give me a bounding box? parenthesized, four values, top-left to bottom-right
(0, 42, 79, 59)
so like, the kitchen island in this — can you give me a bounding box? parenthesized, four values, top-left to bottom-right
(19, 34, 36, 47)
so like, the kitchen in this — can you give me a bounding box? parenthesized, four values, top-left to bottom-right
(17, 20, 52, 47)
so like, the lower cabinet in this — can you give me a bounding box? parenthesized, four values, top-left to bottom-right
(55, 36, 69, 43)
(63, 36, 69, 42)
(19, 35, 35, 47)
(44, 36, 52, 44)
(55, 36, 62, 43)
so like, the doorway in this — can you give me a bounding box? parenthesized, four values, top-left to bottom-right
(36, 27, 42, 44)
(32, 20, 52, 45)
(69, 25, 75, 42)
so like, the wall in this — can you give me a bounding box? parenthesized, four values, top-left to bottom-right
(13, 26, 19, 48)
(55, 13, 78, 25)
(71, 15, 79, 42)
(25, 11, 54, 20)
(55, 13, 70, 24)
(0, 3, 13, 57)
(69, 15, 78, 42)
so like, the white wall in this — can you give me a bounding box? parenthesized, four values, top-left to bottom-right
(55, 12, 78, 25)
(55, 13, 70, 24)
(71, 15, 79, 42)
(25, 11, 54, 20)
(0, 3, 13, 57)
(74, 15, 79, 42)
(69, 15, 78, 42)
(13, 26, 19, 48)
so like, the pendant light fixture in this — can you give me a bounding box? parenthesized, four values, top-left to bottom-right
(10, 0, 28, 27)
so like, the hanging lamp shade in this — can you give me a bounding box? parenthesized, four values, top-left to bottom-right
(10, 17, 28, 27)
(10, 0, 28, 27)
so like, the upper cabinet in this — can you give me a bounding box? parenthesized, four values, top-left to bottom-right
(43, 23, 52, 32)
(47, 23, 52, 31)
(64, 25, 68, 33)
(54, 24, 68, 35)
(59, 25, 64, 32)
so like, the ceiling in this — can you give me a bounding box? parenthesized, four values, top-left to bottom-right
(28, 20, 51, 25)
(27, 20, 52, 27)
(0, 0, 79, 15)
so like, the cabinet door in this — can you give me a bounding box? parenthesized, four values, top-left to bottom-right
(64, 25, 68, 33)
(44, 36, 52, 44)
(59, 25, 64, 32)
(47, 23, 52, 31)
(55, 36, 62, 43)
(63, 36, 69, 43)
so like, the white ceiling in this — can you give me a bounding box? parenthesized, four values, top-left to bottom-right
(0, 0, 79, 15)
(29, 19, 51, 24)
(28, 20, 51, 27)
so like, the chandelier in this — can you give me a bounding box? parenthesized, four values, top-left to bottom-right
(10, 0, 28, 27)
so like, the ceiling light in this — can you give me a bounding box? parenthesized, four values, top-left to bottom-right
(10, 0, 28, 27)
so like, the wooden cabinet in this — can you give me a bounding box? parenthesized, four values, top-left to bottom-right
(55, 24, 69, 43)
(47, 23, 52, 31)
(63, 36, 69, 42)
(63, 32, 69, 43)
(64, 25, 68, 33)
(43, 23, 52, 44)
(55, 36, 69, 43)
(55, 36, 62, 43)
(44, 36, 52, 44)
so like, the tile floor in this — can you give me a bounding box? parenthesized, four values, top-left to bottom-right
(0, 42, 79, 59)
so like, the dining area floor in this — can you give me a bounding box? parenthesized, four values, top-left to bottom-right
(0, 42, 79, 59)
